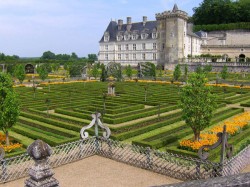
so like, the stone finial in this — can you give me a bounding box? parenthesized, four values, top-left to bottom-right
(172, 4, 178, 12)
(27, 139, 52, 160)
(25, 140, 59, 187)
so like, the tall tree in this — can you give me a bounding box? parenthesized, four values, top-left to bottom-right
(221, 65, 228, 80)
(173, 64, 181, 81)
(184, 64, 188, 80)
(180, 73, 217, 141)
(192, 0, 249, 25)
(14, 64, 26, 84)
(0, 73, 20, 145)
(37, 64, 49, 81)
(41, 51, 56, 60)
(88, 54, 97, 63)
(125, 65, 133, 79)
(100, 64, 107, 82)
(71, 52, 78, 60)
(91, 64, 99, 79)
(51, 63, 60, 73)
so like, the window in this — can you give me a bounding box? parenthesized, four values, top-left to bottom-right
(105, 54, 108, 60)
(104, 32, 110, 42)
(153, 53, 157, 60)
(117, 35, 123, 41)
(124, 35, 130, 40)
(184, 32, 186, 36)
(184, 44, 185, 49)
(126, 44, 129, 50)
(105, 45, 108, 51)
(118, 54, 121, 60)
(133, 44, 136, 50)
(133, 54, 136, 60)
(118, 45, 121, 51)
(171, 33, 174, 37)
(152, 32, 157, 39)
(142, 53, 146, 60)
(142, 43, 146, 50)
(141, 33, 148, 39)
(132, 35, 137, 40)
(162, 43, 165, 50)
(126, 54, 129, 60)
(153, 43, 157, 50)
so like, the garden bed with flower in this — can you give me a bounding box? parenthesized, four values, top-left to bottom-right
(4, 81, 249, 159)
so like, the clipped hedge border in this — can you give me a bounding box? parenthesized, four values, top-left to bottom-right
(113, 116, 182, 141)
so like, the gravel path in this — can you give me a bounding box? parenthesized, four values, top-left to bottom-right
(1, 155, 180, 187)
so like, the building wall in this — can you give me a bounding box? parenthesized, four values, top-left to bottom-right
(201, 46, 250, 59)
(99, 39, 157, 66)
(206, 30, 250, 46)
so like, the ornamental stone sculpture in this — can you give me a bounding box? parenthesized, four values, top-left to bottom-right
(25, 140, 59, 187)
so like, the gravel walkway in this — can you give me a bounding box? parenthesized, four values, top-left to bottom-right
(0, 155, 180, 187)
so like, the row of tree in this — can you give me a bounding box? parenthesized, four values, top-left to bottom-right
(173, 64, 229, 81)
(0, 52, 98, 64)
(192, 0, 250, 25)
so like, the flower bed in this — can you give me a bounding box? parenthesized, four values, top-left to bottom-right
(0, 133, 23, 153)
(179, 112, 250, 152)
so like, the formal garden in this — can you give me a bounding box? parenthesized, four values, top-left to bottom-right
(1, 78, 249, 163)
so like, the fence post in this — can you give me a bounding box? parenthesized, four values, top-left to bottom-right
(195, 162, 201, 179)
(0, 148, 6, 182)
(79, 139, 84, 158)
(107, 139, 113, 158)
(146, 147, 152, 169)
(1, 160, 7, 182)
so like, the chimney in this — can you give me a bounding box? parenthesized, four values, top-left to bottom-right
(143, 16, 147, 26)
(126, 17, 132, 31)
(118, 19, 123, 30)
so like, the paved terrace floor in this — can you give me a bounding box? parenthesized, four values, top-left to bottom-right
(0, 155, 180, 187)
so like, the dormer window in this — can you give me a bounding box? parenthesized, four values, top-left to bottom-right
(141, 33, 148, 39)
(104, 32, 110, 42)
(152, 32, 157, 39)
(124, 34, 130, 41)
(117, 35, 123, 41)
(132, 34, 137, 40)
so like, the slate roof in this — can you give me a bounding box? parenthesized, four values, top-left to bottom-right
(99, 21, 157, 43)
(187, 30, 201, 38)
(195, 31, 207, 38)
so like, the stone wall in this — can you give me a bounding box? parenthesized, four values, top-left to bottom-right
(179, 62, 250, 73)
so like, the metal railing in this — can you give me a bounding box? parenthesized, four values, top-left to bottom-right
(1, 136, 249, 184)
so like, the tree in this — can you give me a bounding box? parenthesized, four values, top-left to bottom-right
(71, 52, 78, 60)
(69, 63, 83, 77)
(51, 63, 60, 73)
(88, 54, 97, 63)
(100, 64, 107, 82)
(125, 65, 132, 79)
(0, 73, 20, 145)
(184, 64, 188, 80)
(203, 65, 212, 73)
(14, 64, 26, 84)
(221, 65, 228, 80)
(41, 51, 56, 60)
(37, 64, 49, 81)
(91, 64, 99, 79)
(173, 64, 181, 81)
(180, 73, 217, 141)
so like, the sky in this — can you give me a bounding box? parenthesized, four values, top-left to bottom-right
(0, 0, 203, 58)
